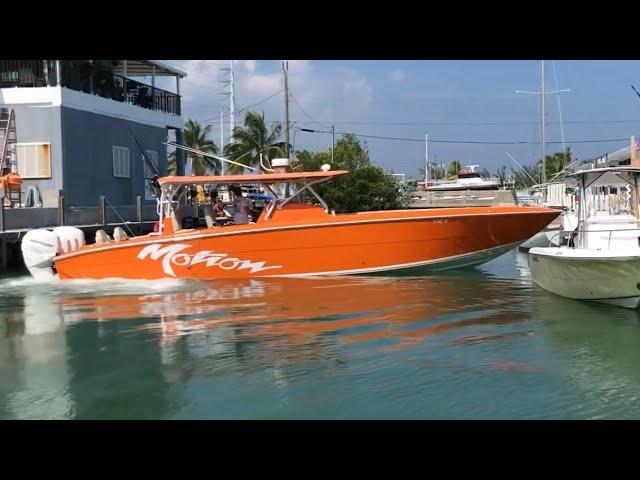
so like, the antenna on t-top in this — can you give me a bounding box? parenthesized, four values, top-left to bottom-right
(631, 85, 640, 101)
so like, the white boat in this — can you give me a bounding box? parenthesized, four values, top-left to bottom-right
(528, 166, 640, 308)
(425, 165, 501, 191)
(518, 180, 579, 252)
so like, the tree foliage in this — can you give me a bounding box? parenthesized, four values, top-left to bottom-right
(168, 119, 218, 175)
(223, 111, 288, 174)
(446, 160, 461, 179)
(508, 148, 573, 189)
(292, 134, 407, 213)
(494, 165, 509, 185)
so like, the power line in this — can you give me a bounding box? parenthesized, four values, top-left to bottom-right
(306, 130, 629, 145)
(289, 91, 332, 129)
(294, 119, 640, 126)
(197, 117, 640, 127)
(198, 89, 283, 123)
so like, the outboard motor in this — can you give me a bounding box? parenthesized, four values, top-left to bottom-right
(21, 229, 60, 280)
(53, 226, 86, 253)
(21, 227, 86, 280)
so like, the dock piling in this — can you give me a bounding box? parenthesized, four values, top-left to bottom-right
(136, 196, 142, 234)
(98, 195, 106, 228)
(57, 190, 65, 226)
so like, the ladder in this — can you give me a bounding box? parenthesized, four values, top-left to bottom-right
(0, 108, 17, 173)
(0, 108, 21, 207)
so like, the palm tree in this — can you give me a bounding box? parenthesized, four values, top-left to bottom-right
(539, 147, 573, 181)
(223, 111, 288, 174)
(446, 160, 461, 179)
(168, 119, 218, 175)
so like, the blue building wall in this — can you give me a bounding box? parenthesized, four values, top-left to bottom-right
(59, 107, 168, 207)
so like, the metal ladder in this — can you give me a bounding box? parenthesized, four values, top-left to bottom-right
(0, 108, 17, 173)
(0, 108, 21, 207)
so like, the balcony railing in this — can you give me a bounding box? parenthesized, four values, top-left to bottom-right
(0, 60, 56, 87)
(0, 60, 181, 116)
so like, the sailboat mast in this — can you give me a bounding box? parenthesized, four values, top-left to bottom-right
(540, 61, 546, 187)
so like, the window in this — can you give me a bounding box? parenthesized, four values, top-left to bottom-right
(144, 149, 159, 200)
(113, 146, 130, 178)
(16, 143, 51, 178)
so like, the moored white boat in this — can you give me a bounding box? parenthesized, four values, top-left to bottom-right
(529, 167, 640, 308)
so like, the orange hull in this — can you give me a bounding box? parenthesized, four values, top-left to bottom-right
(54, 205, 559, 280)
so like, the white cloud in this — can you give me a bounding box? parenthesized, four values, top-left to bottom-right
(164, 60, 375, 147)
(285, 60, 312, 73)
(390, 69, 407, 83)
(174, 60, 225, 104)
(242, 60, 257, 72)
(245, 74, 281, 96)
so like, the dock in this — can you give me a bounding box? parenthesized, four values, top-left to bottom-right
(0, 194, 158, 271)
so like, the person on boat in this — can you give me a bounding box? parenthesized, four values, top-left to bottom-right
(212, 191, 226, 218)
(232, 186, 251, 224)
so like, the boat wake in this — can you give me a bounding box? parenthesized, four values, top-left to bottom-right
(0, 275, 190, 298)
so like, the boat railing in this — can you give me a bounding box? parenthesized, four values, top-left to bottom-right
(548, 227, 640, 250)
(264, 198, 279, 221)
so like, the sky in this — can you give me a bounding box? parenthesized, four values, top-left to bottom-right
(159, 60, 640, 179)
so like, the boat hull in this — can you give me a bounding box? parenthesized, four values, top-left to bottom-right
(53, 207, 559, 280)
(528, 247, 640, 308)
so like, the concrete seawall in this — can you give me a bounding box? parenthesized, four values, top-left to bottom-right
(410, 189, 518, 208)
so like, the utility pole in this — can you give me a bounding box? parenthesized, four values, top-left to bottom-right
(516, 60, 570, 192)
(219, 60, 236, 174)
(229, 60, 235, 135)
(220, 107, 225, 175)
(282, 61, 290, 159)
(425, 132, 429, 186)
(331, 124, 335, 164)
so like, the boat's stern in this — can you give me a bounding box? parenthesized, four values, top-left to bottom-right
(21, 227, 86, 280)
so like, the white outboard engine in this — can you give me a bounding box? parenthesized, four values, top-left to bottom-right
(53, 226, 86, 253)
(21, 227, 85, 280)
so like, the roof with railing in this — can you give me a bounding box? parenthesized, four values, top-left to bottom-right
(112, 60, 187, 78)
(0, 60, 183, 116)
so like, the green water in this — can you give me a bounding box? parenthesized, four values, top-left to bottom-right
(2, 250, 640, 419)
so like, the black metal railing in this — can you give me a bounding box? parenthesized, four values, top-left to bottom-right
(59, 62, 181, 115)
(0, 60, 181, 116)
(0, 60, 57, 87)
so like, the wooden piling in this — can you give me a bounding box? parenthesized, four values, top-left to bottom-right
(136, 195, 142, 235)
(57, 190, 65, 226)
(98, 195, 106, 228)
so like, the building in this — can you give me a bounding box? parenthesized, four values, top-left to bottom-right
(590, 136, 640, 168)
(0, 60, 186, 230)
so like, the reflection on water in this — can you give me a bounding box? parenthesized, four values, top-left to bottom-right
(531, 290, 640, 419)
(2, 250, 640, 419)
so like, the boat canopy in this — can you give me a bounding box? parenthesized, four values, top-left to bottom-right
(566, 167, 640, 188)
(158, 170, 349, 186)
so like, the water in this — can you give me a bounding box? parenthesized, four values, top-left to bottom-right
(2, 250, 640, 419)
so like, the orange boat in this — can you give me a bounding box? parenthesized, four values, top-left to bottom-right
(21, 169, 560, 280)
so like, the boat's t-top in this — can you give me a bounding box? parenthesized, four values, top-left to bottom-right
(156, 169, 349, 234)
(557, 166, 640, 249)
(566, 166, 640, 215)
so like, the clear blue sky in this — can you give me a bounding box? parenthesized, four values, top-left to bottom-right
(164, 60, 640, 178)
